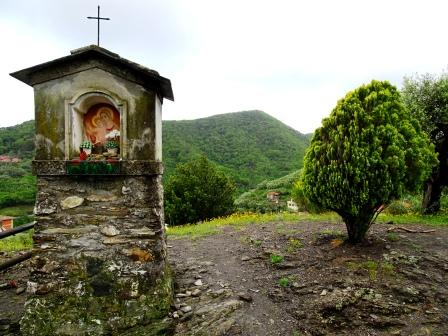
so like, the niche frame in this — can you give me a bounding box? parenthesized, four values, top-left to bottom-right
(65, 91, 128, 160)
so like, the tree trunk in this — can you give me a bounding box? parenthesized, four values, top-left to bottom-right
(422, 125, 448, 214)
(422, 177, 442, 214)
(339, 211, 374, 244)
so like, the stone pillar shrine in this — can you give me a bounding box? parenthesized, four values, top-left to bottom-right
(11, 45, 174, 335)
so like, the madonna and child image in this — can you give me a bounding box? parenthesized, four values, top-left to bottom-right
(83, 103, 120, 145)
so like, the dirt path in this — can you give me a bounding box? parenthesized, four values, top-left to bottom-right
(169, 225, 300, 335)
(168, 221, 448, 335)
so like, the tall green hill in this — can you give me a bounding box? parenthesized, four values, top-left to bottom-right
(0, 121, 36, 208)
(0, 111, 311, 193)
(163, 110, 311, 191)
(0, 120, 35, 159)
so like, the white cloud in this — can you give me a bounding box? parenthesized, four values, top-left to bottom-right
(1, 0, 448, 133)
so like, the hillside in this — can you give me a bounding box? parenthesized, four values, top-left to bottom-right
(0, 111, 311, 193)
(0, 120, 34, 160)
(235, 170, 301, 212)
(163, 110, 310, 191)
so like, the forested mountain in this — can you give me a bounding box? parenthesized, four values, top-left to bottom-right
(0, 120, 34, 159)
(0, 111, 311, 194)
(163, 110, 311, 191)
(0, 121, 36, 208)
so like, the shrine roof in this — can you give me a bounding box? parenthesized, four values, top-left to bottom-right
(10, 45, 174, 101)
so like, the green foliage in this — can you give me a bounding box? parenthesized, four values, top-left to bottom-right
(402, 73, 448, 214)
(80, 140, 93, 149)
(235, 170, 300, 212)
(270, 254, 284, 264)
(291, 179, 322, 213)
(0, 121, 36, 207)
(0, 174, 36, 208)
(278, 277, 291, 287)
(302, 80, 437, 243)
(105, 140, 118, 149)
(0, 230, 33, 251)
(167, 212, 339, 239)
(163, 110, 311, 192)
(164, 156, 236, 226)
(402, 73, 448, 139)
(66, 161, 120, 175)
(346, 260, 395, 280)
(0, 112, 311, 198)
(386, 232, 399, 242)
(0, 120, 35, 159)
(287, 238, 303, 252)
(386, 199, 411, 215)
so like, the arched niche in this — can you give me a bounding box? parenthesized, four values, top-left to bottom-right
(65, 91, 127, 159)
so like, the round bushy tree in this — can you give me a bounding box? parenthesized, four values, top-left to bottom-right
(302, 80, 437, 243)
(164, 156, 236, 226)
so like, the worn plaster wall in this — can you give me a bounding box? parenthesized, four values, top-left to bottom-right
(34, 68, 161, 161)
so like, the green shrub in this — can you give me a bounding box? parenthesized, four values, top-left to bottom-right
(386, 200, 410, 215)
(302, 80, 437, 243)
(164, 156, 236, 226)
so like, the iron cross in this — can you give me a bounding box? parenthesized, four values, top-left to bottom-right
(87, 6, 110, 46)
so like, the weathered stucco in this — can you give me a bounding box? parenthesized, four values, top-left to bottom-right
(34, 67, 161, 160)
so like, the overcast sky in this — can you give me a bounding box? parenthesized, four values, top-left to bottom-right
(1, 0, 447, 133)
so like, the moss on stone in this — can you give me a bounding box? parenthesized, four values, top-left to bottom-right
(20, 263, 173, 335)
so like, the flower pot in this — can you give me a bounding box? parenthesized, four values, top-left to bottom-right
(107, 148, 118, 155)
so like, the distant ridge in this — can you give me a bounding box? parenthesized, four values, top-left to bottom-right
(0, 110, 311, 193)
(163, 110, 311, 191)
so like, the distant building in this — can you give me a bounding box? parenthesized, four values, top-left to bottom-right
(287, 199, 299, 212)
(267, 191, 281, 203)
(0, 216, 14, 231)
(0, 155, 20, 163)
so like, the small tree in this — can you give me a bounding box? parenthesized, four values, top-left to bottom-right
(164, 156, 236, 225)
(402, 73, 448, 214)
(302, 80, 437, 243)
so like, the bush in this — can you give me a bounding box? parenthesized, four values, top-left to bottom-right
(386, 200, 411, 215)
(302, 80, 437, 243)
(164, 156, 236, 226)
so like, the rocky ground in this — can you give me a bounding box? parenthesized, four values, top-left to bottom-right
(1, 220, 447, 335)
(168, 221, 448, 336)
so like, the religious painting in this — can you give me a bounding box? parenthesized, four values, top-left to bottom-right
(83, 103, 120, 145)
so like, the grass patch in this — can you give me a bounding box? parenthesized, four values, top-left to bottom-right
(278, 277, 291, 287)
(346, 260, 395, 280)
(252, 239, 263, 247)
(167, 210, 448, 240)
(287, 238, 303, 253)
(0, 204, 33, 217)
(320, 229, 345, 237)
(168, 212, 339, 238)
(270, 254, 284, 264)
(166, 222, 221, 239)
(377, 213, 448, 227)
(0, 230, 33, 251)
(386, 232, 399, 242)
